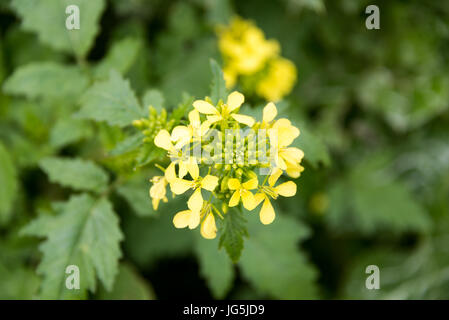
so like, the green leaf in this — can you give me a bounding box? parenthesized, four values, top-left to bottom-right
(294, 125, 331, 168)
(0, 142, 18, 225)
(194, 235, 235, 299)
(239, 214, 319, 299)
(218, 208, 248, 263)
(97, 263, 155, 300)
(21, 194, 123, 299)
(50, 118, 92, 149)
(40, 157, 109, 193)
(116, 177, 154, 217)
(327, 156, 432, 234)
(142, 89, 165, 113)
(209, 59, 227, 105)
(94, 37, 142, 79)
(3, 62, 89, 100)
(0, 263, 41, 299)
(11, 0, 106, 58)
(109, 132, 144, 157)
(77, 70, 144, 127)
(123, 198, 194, 268)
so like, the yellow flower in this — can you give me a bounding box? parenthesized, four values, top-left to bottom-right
(256, 57, 297, 101)
(218, 17, 279, 76)
(201, 212, 217, 239)
(268, 118, 303, 175)
(260, 102, 278, 129)
(171, 109, 211, 149)
(154, 129, 199, 183)
(149, 176, 168, 210)
(254, 168, 297, 224)
(170, 172, 219, 214)
(193, 91, 255, 127)
(228, 177, 258, 210)
(173, 209, 201, 230)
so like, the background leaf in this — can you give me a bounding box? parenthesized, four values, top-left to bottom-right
(40, 157, 109, 193)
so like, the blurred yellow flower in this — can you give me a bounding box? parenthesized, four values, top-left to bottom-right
(217, 17, 297, 101)
(256, 57, 297, 102)
(218, 17, 279, 77)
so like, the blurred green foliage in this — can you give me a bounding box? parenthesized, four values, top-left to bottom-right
(0, 0, 448, 300)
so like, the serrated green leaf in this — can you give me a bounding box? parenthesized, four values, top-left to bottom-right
(209, 59, 227, 105)
(327, 156, 432, 234)
(194, 235, 235, 299)
(77, 70, 144, 127)
(50, 118, 92, 149)
(0, 142, 18, 225)
(94, 37, 142, 79)
(40, 157, 109, 193)
(109, 132, 144, 156)
(96, 263, 155, 300)
(3, 62, 88, 100)
(22, 194, 123, 299)
(11, 0, 105, 58)
(239, 214, 318, 299)
(218, 208, 248, 263)
(142, 89, 165, 112)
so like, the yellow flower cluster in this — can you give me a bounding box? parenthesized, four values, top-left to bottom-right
(217, 17, 297, 101)
(149, 91, 304, 239)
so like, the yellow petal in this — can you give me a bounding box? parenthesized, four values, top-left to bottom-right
(276, 154, 287, 171)
(171, 125, 190, 143)
(152, 198, 160, 211)
(241, 190, 256, 210)
(199, 120, 212, 136)
(228, 178, 241, 190)
(280, 147, 304, 164)
(272, 119, 300, 147)
(263, 102, 277, 123)
(193, 100, 218, 115)
(228, 190, 241, 207)
(200, 213, 217, 239)
(188, 188, 203, 212)
(173, 210, 191, 228)
(188, 109, 201, 128)
(231, 114, 255, 127)
(188, 210, 200, 229)
(201, 175, 219, 191)
(165, 162, 177, 183)
(206, 115, 222, 123)
(242, 178, 258, 190)
(149, 177, 166, 199)
(268, 167, 283, 186)
(275, 181, 297, 197)
(254, 193, 266, 207)
(178, 161, 188, 179)
(286, 163, 305, 178)
(170, 178, 193, 195)
(226, 91, 245, 112)
(154, 129, 173, 151)
(186, 158, 199, 180)
(260, 198, 275, 225)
